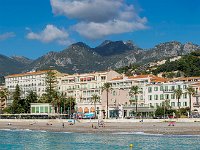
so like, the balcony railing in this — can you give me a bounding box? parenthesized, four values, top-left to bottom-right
(193, 102, 200, 107)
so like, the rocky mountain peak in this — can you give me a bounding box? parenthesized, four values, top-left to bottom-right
(94, 40, 137, 56)
(11, 56, 33, 65)
(69, 42, 91, 49)
(123, 40, 137, 49)
(98, 40, 112, 47)
(0, 40, 200, 76)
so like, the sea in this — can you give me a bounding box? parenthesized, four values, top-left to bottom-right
(0, 129, 200, 150)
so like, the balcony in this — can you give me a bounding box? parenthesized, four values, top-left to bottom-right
(193, 102, 200, 107)
(193, 93, 200, 97)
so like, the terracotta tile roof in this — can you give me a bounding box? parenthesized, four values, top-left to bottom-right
(126, 74, 168, 83)
(150, 76, 168, 83)
(128, 74, 155, 79)
(191, 82, 200, 86)
(111, 76, 123, 80)
(5, 70, 50, 78)
(170, 77, 200, 82)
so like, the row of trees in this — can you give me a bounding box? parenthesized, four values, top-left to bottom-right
(1, 84, 76, 115)
(174, 86, 195, 116)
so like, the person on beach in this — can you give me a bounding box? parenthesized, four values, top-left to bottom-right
(62, 123, 64, 128)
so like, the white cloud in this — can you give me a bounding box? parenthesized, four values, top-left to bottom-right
(50, 0, 148, 39)
(26, 24, 70, 45)
(51, 0, 121, 23)
(74, 19, 147, 39)
(0, 32, 15, 40)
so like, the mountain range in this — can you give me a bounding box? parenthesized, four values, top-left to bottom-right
(0, 40, 200, 76)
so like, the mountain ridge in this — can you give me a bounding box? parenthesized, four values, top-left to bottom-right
(0, 40, 199, 76)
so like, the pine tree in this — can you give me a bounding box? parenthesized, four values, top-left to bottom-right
(12, 84, 24, 114)
(45, 70, 57, 103)
(25, 91, 38, 113)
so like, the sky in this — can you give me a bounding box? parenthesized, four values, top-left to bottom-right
(0, 0, 200, 59)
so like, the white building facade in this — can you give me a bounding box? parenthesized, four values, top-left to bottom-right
(57, 70, 120, 118)
(5, 70, 61, 105)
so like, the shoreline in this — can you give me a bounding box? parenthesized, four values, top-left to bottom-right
(0, 119, 200, 135)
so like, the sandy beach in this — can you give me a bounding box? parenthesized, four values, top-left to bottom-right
(0, 119, 200, 135)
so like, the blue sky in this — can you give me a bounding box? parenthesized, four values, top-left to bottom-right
(0, 0, 199, 59)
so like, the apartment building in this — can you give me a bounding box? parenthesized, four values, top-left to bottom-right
(145, 82, 193, 109)
(5, 70, 62, 105)
(57, 70, 120, 118)
(102, 75, 166, 118)
(102, 75, 200, 118)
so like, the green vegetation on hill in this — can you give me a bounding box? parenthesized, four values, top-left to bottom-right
(153, 50, 200, 77)
(115, 63, 148, 76)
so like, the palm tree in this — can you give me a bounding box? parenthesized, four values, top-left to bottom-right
(129, 85, 140, 116)
(60, 93, 67, 114)
(102, 82, 112, 119)
(67, 97, 76, 119)
(174, 88, 183, 112)
(186, 86, 195, 116)
(91, 94, 100, 119)
(52, 91, 62, 113)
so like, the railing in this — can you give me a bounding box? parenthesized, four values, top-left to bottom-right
(193, 102, 200, 107)
(194, 93, 200, 97)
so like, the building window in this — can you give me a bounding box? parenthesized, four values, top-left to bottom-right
(40, 106, 44, 113)
(160, 94, 164, 100)
(164, 86, 168, 92)
(44, 106, 48, 113)
(183, 102, 187, 106)
(154, 95, 158, 100)
(113, 91, 116, 96)
(97, 107, 99, 114)
(171, 86, 175, 91)
(101, 76, 106, 81)
(148, 95, 152, 100)
(148, 87, 152, 93)
(171, 94, 175, 99)
(165, 94, 169, 99)
(154, 87, 158, 91)
(171, 102, 175, 107)
(178, 102, 181, 107)
(32, 107, 35, 113)
(183, 93, 187, 99)
(36, 107, 39, 113)
(183, 85, 187, 89)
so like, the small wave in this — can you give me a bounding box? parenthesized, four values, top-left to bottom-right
(0, 129, 11, 131)
(63, 132, 73, 134)
(167, 134, 200, 137)
(11, 129, 33, 132)
(113, 132, 163, 136)
(39, 130, 47, 133)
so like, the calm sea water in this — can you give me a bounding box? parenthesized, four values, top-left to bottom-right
(0, 129, 200, 150)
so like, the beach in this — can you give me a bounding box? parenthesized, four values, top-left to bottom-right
(0, 119, 200, 135)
